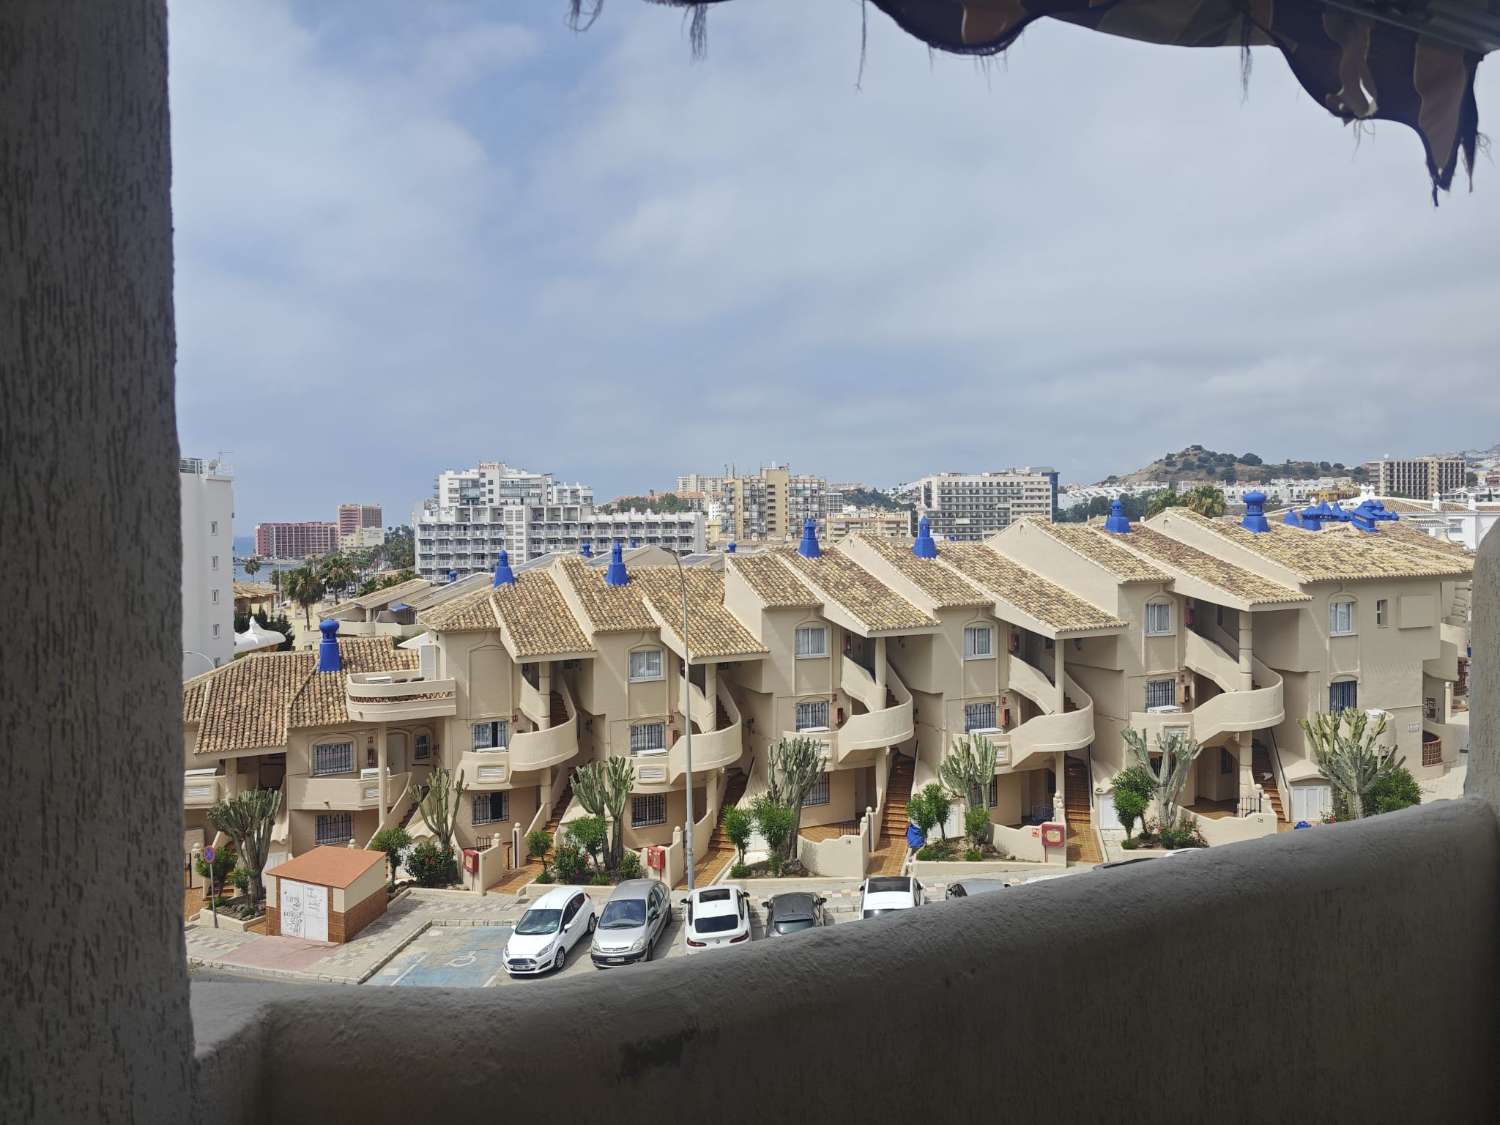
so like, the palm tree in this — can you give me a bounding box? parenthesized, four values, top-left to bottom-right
(1184, 485, 1227, 517)
(243, 556, 261, 581)
(283, 565, 325, 628)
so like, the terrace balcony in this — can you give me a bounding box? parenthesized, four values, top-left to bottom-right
(345, 669, 457, 722)
(284, 769, 411, 812)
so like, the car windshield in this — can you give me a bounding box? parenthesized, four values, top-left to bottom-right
(514, 908, 561, 935)
(862, 908, 906, 919)
(694, 914, 740, 934)
(772, 918, 815, 935)
(599, 900, 647, 929)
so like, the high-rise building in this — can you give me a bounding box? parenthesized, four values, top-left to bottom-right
(337, 503, 384, 550)
(414, 461, 704, 579)
(254, 521, 340, 560)
(1371, 456, 1466, 499)
(180, 457, 234, 678)
(913, 468, 1058, 541)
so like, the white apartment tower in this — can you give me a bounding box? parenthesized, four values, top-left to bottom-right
(415, 461, 704, 578)
(915, 467, 1058, 541)
(1372, 456, 1467, 500)
(180, 457, 234, 678)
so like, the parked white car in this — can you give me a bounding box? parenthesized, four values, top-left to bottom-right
(860, 875, 923, 919)
(682, 886, 751, 953)
(504, 887, 596, 976)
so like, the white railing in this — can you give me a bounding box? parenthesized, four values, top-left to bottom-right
(345, 670, 456, 722)
(508, 679, 580, 774)
(833, 659, 914, 761)
(1182, 805, 1279, 846)
(797, 822, 868, 878)
(284, 770, 410, 812)
(1189, 680, 1285, 745)
(518, 676, 548, 726)
(661, 678, 744, 783)
(458, 749, 513, 789)
(840, 657, 886, 713)
(1006, 656, 1060, 714)
(1184, 629, 1243, 693)
(1007, 674, 1095, 771)
(363, 777, 417, 846)
(183, 770, 226, 808)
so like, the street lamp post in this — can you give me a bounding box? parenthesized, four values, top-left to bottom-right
(183, 650, 216, 677)
(674, 551, 695, 892)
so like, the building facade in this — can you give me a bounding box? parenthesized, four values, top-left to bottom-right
(180, 457, 234, 678)
(337, 504, 384, 550)
(254, 521, 340, 560)
(826, 507, 913, 541)
(915, 468, 1058, 540)
(414, 461, 704, 579)
(184, 502, 1470, 887)
(1372, 456, 1466, 499)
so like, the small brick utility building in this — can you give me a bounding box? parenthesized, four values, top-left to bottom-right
(264, 846, 387, 944)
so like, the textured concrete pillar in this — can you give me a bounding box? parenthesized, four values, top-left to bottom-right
(704, 664, 717, 732)
(1239, 613, 1255, 691)
(1053, 642, 1066, 713)
(2, 2, 195, 1120)
(875, 636, 887, 690)
(538, 661, 552, 731)
(1465, 526, 1499, 813)
(377, 724, 389, 815)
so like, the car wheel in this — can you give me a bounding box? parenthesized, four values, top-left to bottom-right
(643, 939, 652, 963)
(554, 948, 566, 973)
(587, 914, 597, 934)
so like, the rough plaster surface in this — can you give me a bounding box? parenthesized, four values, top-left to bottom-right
(1, 3, 195, 1121)
(1466, 525, 1498, 811)
(198, 800, 1498, 1124)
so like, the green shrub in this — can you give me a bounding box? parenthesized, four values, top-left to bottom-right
(721, 804, 754, 866)
(566, 815, 608, 871)
(617, 850, 643, 880)
(1121, 837, 1139, 851)
(195, 842, 237, 885)
(534, 871, 555, 885)
(405, 840, 457, 887)
(229, 866, 251, 895)
(963, 847, 983, 862)
(963, 807, 992, 849)
(909, 784, 951, 841)
(915, 841, 955, 861)
(590, 871, 610, 885)
(370, 825, 412, 884)
(526, 828, 553, 863)
(730, 863, 750, 879)
(554, 842, 589, 884)
(1368, 766, 1422, 815)
(751, 796, 795, 868)
(1112, 765, 1155, 839)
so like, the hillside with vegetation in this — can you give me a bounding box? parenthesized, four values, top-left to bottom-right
(600, 492, 692, 513)
(837, 486, 910, 512)
(1110, 445, 1366, 486)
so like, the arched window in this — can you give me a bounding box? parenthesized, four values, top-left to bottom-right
(1145, 598, 1174, 637)
(1329, 597, 1357, 637)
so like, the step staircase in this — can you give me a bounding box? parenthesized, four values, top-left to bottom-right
(682, 770, 750, 886)
(1252, 745, 1287, 824)
(488, 779, 575, 895)
(868, 753, 915, 876)
(549, 691, 567, 727)
(1063, 757, 1101, 865)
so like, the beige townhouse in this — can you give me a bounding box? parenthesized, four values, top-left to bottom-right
(182, 502, 1471, 883)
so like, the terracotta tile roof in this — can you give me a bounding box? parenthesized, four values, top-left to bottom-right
(853, 534, 991, 609)
(938, 543, 1124, 633)
(187, 638, 417, 756)
(774, 548, 936, 632)
(352, 577, 430, 609)
(232, 581, 275, 600)
(1028, 520, 1170, 582)
(266, 846, 385, 889)
(629, 567, 768, 658)
(556, 554, 656, 633)
(1110, 525, 1309, 606)
(1362, 520, 1476, 562)
(728, 553, 821, 609)
(418, 585, 499, 632)
(493, 571, 594, 657)
(1169, 510, 1473, 582)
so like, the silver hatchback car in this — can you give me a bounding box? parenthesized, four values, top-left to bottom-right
(590, 878, 672, 968)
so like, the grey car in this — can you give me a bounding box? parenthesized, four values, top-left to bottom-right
(762, 892, 828, 936)
(945, 878, 1011, 900)
(590, 878, 671, 968)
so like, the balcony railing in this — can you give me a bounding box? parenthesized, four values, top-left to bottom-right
(458, 749, 514, 789)
(284, 770, 411, 811)
(508, 679, 580, 774)
(345, 669, 456, 722)
(833, 658, 914, 761)
(183, 770, 227, 808)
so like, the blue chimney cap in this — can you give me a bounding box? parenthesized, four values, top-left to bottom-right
(446, 570, 458, 584)
(579, 542, 593, 559)
(1241, 490, 1270, 533)
(797, 517, 821, 559)
(316, 618, 341, 673)
(629, 537, 641, 549)
(604, 540, 629, 586)
(912, 515, 938, 558)
(492, 548, 516, 586)
(725, 542, 736, 554)
(1102, 498, 1131, 534)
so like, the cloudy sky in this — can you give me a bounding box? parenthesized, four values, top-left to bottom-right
(169, 0, 1500, 529)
